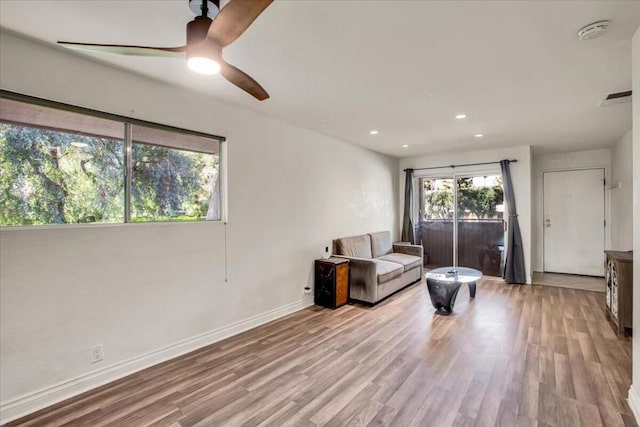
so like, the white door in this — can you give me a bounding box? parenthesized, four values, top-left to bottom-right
(543, 169, 605, 276)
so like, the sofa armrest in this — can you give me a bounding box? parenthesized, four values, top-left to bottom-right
(333, 256, 378, 303)
(393, 243, 423, 258)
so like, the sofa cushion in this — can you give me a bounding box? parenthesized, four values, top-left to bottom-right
(369, 231, 393, 258)
(377, 253, 422, 272)
(375, 259, 403, 284)
(335, 235, 372, 259)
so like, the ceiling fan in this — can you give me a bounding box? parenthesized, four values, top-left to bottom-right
(58, 0, 273, 101)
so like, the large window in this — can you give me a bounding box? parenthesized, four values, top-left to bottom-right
(418, 173, 505, 276)
(0, 95, 223, 226)
(131, 125, 220, 222)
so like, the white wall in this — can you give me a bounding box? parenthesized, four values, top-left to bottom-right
(629, 25, 640, 422)
(398, 145, 533, 283)
(531, 149, 612, 272)
(0, 32, 399, 421)
(611, 130, 634, 251)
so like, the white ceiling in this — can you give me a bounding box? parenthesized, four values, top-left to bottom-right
(1, 0, 639, 158)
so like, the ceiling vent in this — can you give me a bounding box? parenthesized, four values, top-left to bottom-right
(600, 90, 632, 107)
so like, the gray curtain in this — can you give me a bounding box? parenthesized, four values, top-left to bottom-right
(401, 169, 415, 243)
(500, 160, 526, 284)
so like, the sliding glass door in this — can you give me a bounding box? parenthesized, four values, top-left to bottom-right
(419, 177, 455, 269)
(419, 174, 505, 276)
(456, 175, 505, 276)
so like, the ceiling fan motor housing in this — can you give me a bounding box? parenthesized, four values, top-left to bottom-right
(187, 16, 213, 45)
(186, 38, 223, 62)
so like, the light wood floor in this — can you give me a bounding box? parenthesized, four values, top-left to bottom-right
(8, 278, 634, 427)
(533, 272, 606, 293)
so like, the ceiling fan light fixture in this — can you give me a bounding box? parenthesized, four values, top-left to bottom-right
(187, 56, 221, 75)
(187, 39, 222, 75)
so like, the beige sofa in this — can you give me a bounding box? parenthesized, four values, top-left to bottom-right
(333, 231, 423, 304)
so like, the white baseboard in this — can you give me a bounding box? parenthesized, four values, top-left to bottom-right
(0, 297, 314, 424)
(629, 385, 640, 424)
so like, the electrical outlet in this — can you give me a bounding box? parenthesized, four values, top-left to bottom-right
(304, 286, 311, 294)
(89, 345, 104, 363)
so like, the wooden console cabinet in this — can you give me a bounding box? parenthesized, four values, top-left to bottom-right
(315, 258, 349, 309)
(605, 251, 633, 336)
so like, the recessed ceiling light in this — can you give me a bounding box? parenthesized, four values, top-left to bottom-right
(455, 114, 467, 119)
(71, 142, 89, 148)
(369, 130, 379, 135)
(474, 134, 483, 138)
(402, 144, 409, 148)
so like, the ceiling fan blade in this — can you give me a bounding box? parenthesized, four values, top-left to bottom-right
(220, 60, 269, 101)
(58, 42, 187, 58)
(207, 0, 274, 47)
